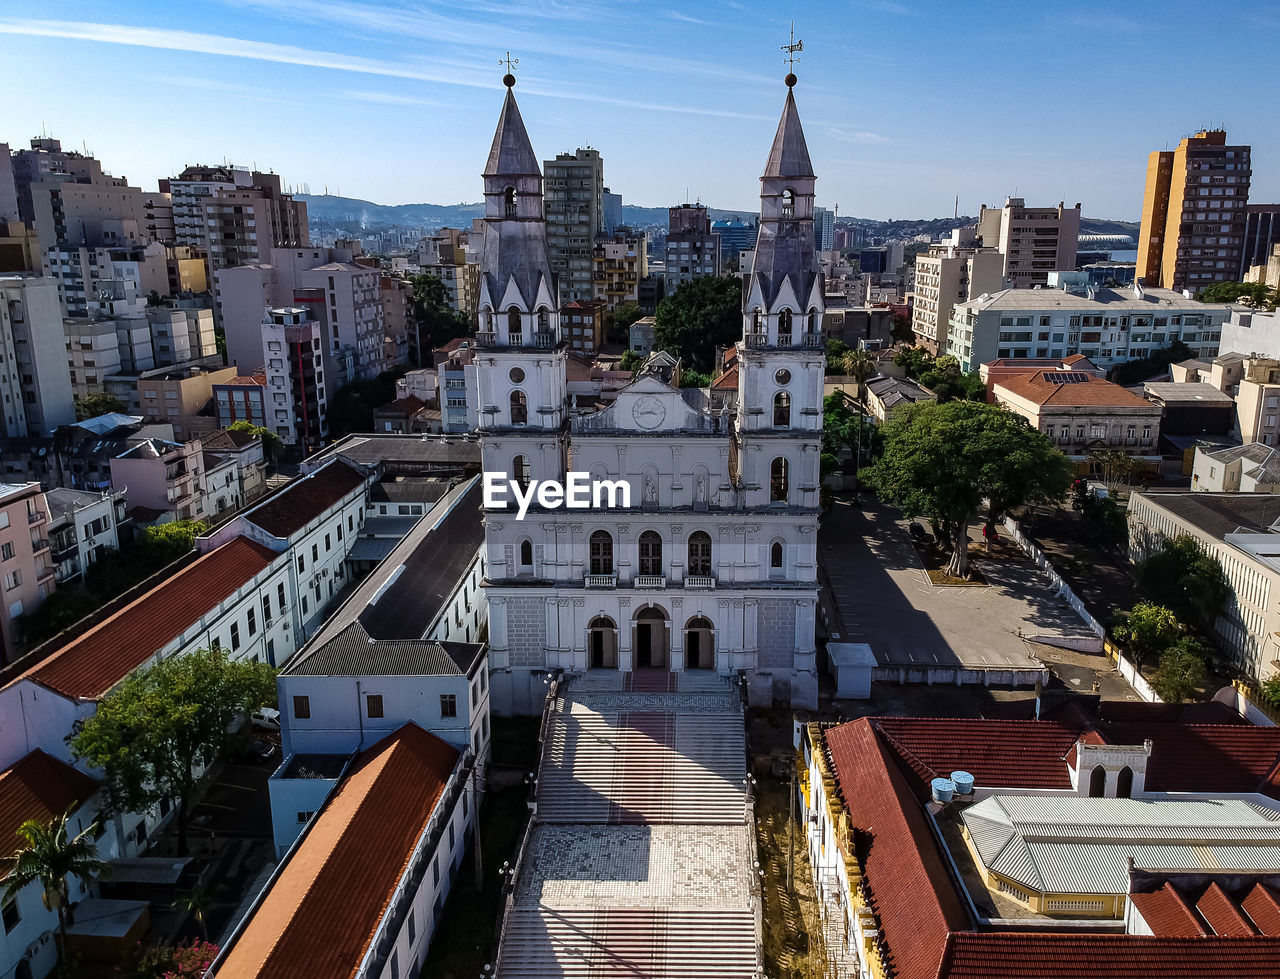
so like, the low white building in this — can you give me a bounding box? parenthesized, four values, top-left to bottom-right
(1193, 442, 1280, 493)
(44, 487, 125, 584)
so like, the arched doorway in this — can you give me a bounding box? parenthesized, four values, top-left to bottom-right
(1088, 765, 1106, 797)
(633, 605, 669, 669)
(1116, 766, 1133, 799)
(684, 615, 714, 670)
(588, 615, 617, 669)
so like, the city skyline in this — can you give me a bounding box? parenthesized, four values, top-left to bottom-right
(1, 0, 1277, 221)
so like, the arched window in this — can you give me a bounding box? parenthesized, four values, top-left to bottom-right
(512, 454, 530, 488)
(1116, 766, 1133, 799)
(589, 530, 613, 575)
(752, 307, 763, 333)
(687, 531, 712, 576)
(771, 540, 784, 569)
(507, 307, 523, 343)
(774, 391, 791, 427)
(504, 186, 518, 217)
(770, 457, 788, 503)
(1088, 765, 1106, 798)
(638, 530, 663, 576)
(807, 307, 818, 333)
(509, 391, 527, 426)
(479, 305, 492, 332)
(781, 188, 795, 218)
(519, 539, 533, 567)
(537, 307, 550, 331)
(778, 309, 793, 336)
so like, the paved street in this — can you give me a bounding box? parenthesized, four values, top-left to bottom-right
(819, 498, 1097, 673)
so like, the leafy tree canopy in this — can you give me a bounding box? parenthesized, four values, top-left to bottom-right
(1154, 636, 1207, 702)
(863, 400, 1072, 578)
(892, 345, 935, 379)
(679, 368, 711, 388)
(411, 273, 470, 357)
(653, 276, 742, 371)
(70, 647, 277, 856)
(227, 420, 283, 460)
(916, 355, 986, 403)
(618, 349, 644, 372)
(890, 312, 915, 346)
(1137, 534, 1230, 634)
(1113, 601, 1182, 667)
(74, 392, 128, 421)
(826, 337, 852, 362)
(1196, 281, 1277, 307)
(328, 368, 408, 438)
(1108, 341, 1193, 386)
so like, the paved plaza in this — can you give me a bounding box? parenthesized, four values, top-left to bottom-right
(820, 498, 1098, 674)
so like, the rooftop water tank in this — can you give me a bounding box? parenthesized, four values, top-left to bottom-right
(951, 770, 975, 795)
(931, 777, 956, 804)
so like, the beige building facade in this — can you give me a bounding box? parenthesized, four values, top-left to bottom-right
(911, 227, 1004, 353)
(977, 197, 1081, 288)
(0, 482, 56, 665)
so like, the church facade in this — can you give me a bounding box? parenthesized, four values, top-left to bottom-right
(477, 78, 825, 715)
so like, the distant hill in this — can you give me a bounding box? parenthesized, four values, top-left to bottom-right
(296, 194, 1137, 240)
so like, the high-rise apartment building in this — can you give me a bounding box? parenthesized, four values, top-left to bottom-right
(603, 189, 622, 235)
(0, 275, 76, 437)
(262, 307, 328, 451)
(911, 228, 1005, 353)
(977, 197, 1080, 288)
(0, 482, 56, 665)
(1241, 204, 1280, 280)
(665, 204, 721, 292)
(711, 217, 758, 257)
(814, 206, 834, 252)
(544, 148, 604, 304)
(1136, 130, 1252, 293)
(592, 229, 647, 312)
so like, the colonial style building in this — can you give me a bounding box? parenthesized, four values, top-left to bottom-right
(477, 76, 822, 714)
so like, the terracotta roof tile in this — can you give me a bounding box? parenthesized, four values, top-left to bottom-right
(0, 751, 100, 850)
(1241, 883, 1280, 936)
(824, 720, 971, 979)
(1100, 723, 1280, 796)
(247, 461, 366, 538)
(871, 717, 1081, 789)
(216, 724, 459, 978)
(1131, 883, 1207, 936)
(941, 933, 1280, 978)
(711, 364, 739, 390)
(994, 370, 1153, 408)
(1198, 882, 1259, 937)
(15, 537, 278, 701)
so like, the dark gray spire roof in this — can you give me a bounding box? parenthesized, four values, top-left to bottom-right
(485, 88, 540, 177)
(763, 88, 814, 179)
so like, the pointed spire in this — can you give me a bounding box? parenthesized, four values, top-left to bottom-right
(763, 88, 814, 180)
(485, 87, 541, 177)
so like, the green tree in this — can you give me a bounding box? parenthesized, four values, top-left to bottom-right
(825, 337, 851, 362)
(1196, 281, 1276, 307)
(1154, 636, 1207, 702)
(607, 301, 644, 343)
(917, 355, 986, 403)
(227, 420, 284, 462)
(1137, 535, 1230, 634)
(679, 368, 711, 388)
(618, 349, 644, 372)
(1113, 601, 1182, 667)
(2, 808, 109, 973)
(74, 392, 128, 421)
(411, 273, 470, 360)
(842, 348, 876, 405)
(71, 648, 277, 856)
(1089, 448, 1139, 493)
(822, 392, 880, 476)
(653, 276, 742, 371)
(1108, 341, 1193, 385)
(327, 368, 407, 438)
(890, 312, 915, 346)
(892, 345, 935, 379)
(863, 400, 1072, 578)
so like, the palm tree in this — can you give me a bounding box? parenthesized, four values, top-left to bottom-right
(843, 348, 876, 407)
(2, 808, 109, 972)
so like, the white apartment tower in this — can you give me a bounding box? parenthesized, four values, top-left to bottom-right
(479, 77, 822, 714)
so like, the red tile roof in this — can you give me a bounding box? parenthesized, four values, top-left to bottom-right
(1198, 882, 1258, 937)
(941, 933, 1280, 978)
(247, 461, 366, 538)
(995, 370, 1153, 408)
(375, 396, 427, 415)
(14, 536, 277, 701)
(1242, 883, 1280, 936)
(711, 364, 739, 391)
(217, 375, 267, 387)
(216, 724, 459, 978)
(1131, 884, 1207, 936)
(872, 717, 1081, 790)
(824, 720, 971, 979)
(1100, 723, 1280, 796)
(0, 751, 100, 852)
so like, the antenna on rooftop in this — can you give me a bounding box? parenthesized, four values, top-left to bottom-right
(955, 195, 959, 220)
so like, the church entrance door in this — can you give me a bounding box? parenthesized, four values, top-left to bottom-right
(633, 606, 669, 669)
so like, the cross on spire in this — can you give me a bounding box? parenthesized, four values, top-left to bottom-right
(781, 23, 803, 87)
(500, 51, 519, 87)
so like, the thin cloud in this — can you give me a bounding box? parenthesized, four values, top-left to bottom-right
(851, 0, 913, 14)
(667, 11, 713, 25)
(826, 127, 892, 145)
(0, 18, 767, 120)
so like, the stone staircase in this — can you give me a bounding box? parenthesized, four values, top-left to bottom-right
(495, 671, 761, 977)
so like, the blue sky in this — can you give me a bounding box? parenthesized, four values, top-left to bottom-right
(1, 0, 1276, 221)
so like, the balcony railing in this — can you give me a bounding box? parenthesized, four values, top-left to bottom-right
(635, 575, 667, 589)
(684, 575, 716, 590)
(744, 333, 767, 348)
(475, 330, 556, 350)
(26, 510, 46, 526)
(584, 574, 617, 589)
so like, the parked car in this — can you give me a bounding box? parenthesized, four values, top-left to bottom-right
(248, 738, 277, 762)
(250, 707, 281, 732)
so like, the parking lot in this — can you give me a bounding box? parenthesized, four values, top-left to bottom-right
(819, 497, 1099, 675)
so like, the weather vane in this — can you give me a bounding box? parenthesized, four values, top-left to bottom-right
(500, 51, 519, 88)
(782, 23, 803, 87)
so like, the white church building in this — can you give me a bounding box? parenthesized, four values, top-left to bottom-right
(477, 77, 825, 714)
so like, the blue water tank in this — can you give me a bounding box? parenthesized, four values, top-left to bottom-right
(931, 777, 956, 803)
(951, 770, 975, 795)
